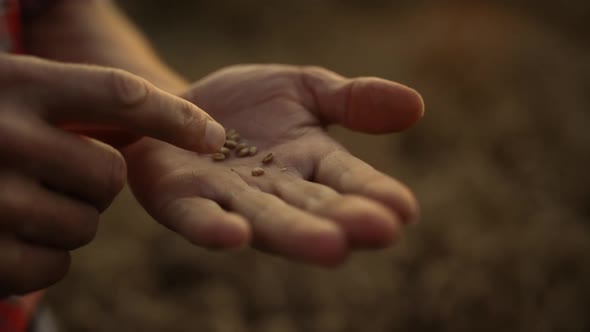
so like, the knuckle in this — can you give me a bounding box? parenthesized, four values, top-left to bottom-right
(33, 252, 71, 292)
(106, 68, 149, 107)
(0, 115, 47, 168)
(66, 206, 100, 249)
(180, 100, 205, 129)
(105, 148, 127, 197)
(298, 65, 335, 81)
(96, 147, 126, 211)
(0, 242, 70, 296)
(0, 55, 27, 82)
(156, 198, 184, 229)
(299, 65, 325, 73)
(0, 175, 28, 220)
(178, 101, 207, 143)
(25, 202, 100, 251)
(395, 183, 419, 222)
(0, 55, 51, 85)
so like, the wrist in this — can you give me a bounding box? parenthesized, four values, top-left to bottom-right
(24, 0, 190, 94)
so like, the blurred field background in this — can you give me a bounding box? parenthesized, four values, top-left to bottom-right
(45, 1, 590, 331)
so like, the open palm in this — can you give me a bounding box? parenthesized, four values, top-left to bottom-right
(124, 65, 424, 265)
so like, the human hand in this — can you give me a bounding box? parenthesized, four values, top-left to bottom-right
(125, 65, 424, 265)
(0, 54, 225, 296)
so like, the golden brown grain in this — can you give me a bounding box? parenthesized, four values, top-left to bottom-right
(236, 142, 248, 151)
(262, 152, 275, 164)
(251, 167, 265, 176)
(226, 128, 237, 137)
(237, 147, 250, 157)
(248, 146, 258, 156)
(211, 153, 226, 161)
(219, 147, 231, 156)
(224, 140, 237, 149)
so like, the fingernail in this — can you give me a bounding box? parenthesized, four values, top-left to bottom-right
(205, 120, 226, 151)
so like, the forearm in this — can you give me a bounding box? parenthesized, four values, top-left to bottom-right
(24, 0, 189, 93)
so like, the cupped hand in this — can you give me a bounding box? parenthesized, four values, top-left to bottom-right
(0, 54, 224, 296)
(124, 65, 424, 265)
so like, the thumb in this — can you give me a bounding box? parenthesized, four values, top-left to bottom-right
(300, 66, 424, 133)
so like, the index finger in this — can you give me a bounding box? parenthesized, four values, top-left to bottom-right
(9, 56, 225, 152)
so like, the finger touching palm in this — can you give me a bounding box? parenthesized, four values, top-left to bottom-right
(124, 65, 424, 265)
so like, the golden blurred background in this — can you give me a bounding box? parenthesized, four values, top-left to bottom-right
(46, 1, 590, 331)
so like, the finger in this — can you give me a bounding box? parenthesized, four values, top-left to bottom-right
(314, 150, 419, 224)
(4, 55, 225, 152)
(0, 172, 99, 250)
(0, 114, 126, 211)
(299, 66, 424, 133)
(272, 177, 401, 248)
(61, 125, 141, 149)
(156, 197, 251, 249)
(0, 234, 70, 296)
(223, 187, 348, 265)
